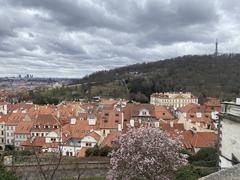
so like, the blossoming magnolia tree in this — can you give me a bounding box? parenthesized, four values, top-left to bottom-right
(107, 127, 187, 180)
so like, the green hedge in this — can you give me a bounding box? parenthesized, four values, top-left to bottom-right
(85, 146, 112, 157)
(191, 160, 216, 167)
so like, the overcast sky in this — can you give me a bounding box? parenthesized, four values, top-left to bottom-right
(0, 0, 239, 78)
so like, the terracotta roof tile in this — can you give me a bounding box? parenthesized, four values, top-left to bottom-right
(154, 106, 174, 120)
(101, 131, 121, 147)
(15, 121, 33, 134)
(191, 132, 218, 148)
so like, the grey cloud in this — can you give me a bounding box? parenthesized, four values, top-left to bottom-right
(0, 0, 239, 78)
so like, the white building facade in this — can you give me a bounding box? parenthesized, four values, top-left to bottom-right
(219, 98, 240, 168)
(150, 92, 198, 108)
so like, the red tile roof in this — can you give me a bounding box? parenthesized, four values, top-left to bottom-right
(21, 137, 45, 148)
(6, 112, 26, 125)
(191, 132, 218, 148)
(178, 103, 203, 113)
(78, 147, 88, 157)
(101, 131, 121, 147)
(98, 110, 121, 129)
(154, 106, 174, 120)
(15, 121, 33, 134)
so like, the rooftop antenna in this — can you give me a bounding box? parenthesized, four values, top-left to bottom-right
(214, 39, 218, 56)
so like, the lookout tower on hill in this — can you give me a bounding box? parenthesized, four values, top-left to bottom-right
(214, 39, 218, 56)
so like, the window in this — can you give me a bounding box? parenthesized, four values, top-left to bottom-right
(86, 142, 92, 147)
(41, 133, 44, 137)
(36, 133, 39, 136)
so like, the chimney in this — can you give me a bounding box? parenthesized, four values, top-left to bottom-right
(118, 123, 122, 132)
(57, 111, 60, 119)
(3, 104, 7, 115)
(70, 118, 76, 125)
(236, 98, 240, 105)
(130, 119, 135, 127)
(170, 121, 174, 128)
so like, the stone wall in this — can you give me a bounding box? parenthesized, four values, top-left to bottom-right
(7, 161, 109, 180)
(199, 164, 240, 180)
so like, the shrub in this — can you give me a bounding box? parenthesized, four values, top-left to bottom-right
(0, 164, 18, 180)
(175, 165, 201, 180)
(85, 146, 112, 157)
(189, 148, 217, 163)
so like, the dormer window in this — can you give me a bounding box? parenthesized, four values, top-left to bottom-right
(139, 109, 150, 116)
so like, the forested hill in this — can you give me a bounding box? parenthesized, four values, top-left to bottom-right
(80, 54, 240, 103)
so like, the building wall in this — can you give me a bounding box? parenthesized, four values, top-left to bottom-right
(61, 145, 81, 156)
(31, 131, 48, 137)
(0, 104, 7, 115)
(45, 131, 60, 143)
(219, 117, 240, 168)
(14, 133, 30, 150)
(81, 136, 97, 147)
(150, 93, 198, 108)
(0, 122, 5, 150)
(5, 125, 15, 146)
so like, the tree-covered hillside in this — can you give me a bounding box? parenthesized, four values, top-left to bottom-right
(80, 54, 240, 103)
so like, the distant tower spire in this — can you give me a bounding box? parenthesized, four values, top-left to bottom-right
(214, 39, 218, 56)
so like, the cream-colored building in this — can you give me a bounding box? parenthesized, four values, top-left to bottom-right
(219, 98, 240, 168)
(150, 92, 198, 109)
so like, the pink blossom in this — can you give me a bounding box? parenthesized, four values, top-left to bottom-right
(107, 127, 187, 180)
